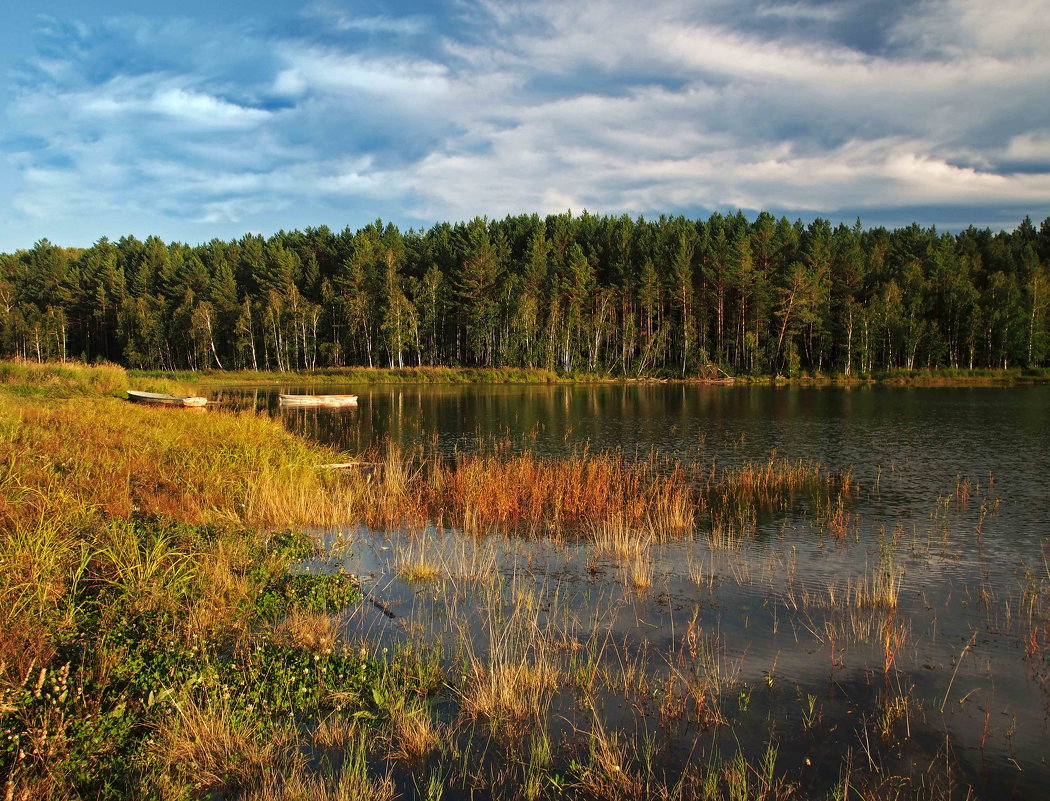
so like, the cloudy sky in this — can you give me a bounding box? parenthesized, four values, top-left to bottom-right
(1, 0, 1048, 251)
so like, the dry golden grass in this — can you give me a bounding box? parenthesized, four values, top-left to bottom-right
(392, 538, 444, 582)
(312, 713, 357, 751)
(0, 396, 354, 529)
(436, 451, 695, 535)
(384, 698, 442, 760)
(156, 696, 301, 797)
(0, 359, 127, 396)
(183, 537, 259, 640)
(829, 557, 904, 612)
(274, 610, 339, 654)
(159, 718, 396, 801)
(574, 723, 644, 801)
(249, 767, 397, 801)
(459, 658, 558, 728)
(624, 552, 655, 591)
(592, 520, 651, 560)
(0, 365, 367, 675)
(456, 586, 560, 731)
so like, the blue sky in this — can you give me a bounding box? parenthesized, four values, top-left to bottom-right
(1, 0, 1048, 251)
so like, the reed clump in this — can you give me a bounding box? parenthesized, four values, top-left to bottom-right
(392, 538, 444, 582)
(847, 557, 904, 611)
(435, 450, 688, 534)
(592, 520, 652, 560)
(383, 697, 443, 761)
(458, 647, 559, 731)
(709, 456, 845, 525)
(358, 447, 849, 540)
(455, 586, 561, 733)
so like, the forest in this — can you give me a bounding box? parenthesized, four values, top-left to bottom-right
(2, 211, 1049, 377)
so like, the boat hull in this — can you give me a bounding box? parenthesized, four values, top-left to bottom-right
(278, 393, 358, 407)
(127, 390, 208, 407)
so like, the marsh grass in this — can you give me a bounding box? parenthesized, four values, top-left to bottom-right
(593, 519, 653, 560)
(624, 552, 655, 591)
(823, 556, 904, 614)
(573, 721, 644, 800)
(273, 610, 340, 654)
(0, 394, 354, 531)
(0, 359, 128, 397)
(457, 633, 559, 733)
(157, 695, 301, 796)
(393, 538, 445, 583)
(0, 363, 390, 799)
(384, 697, 443, 761)
(376, 447, 850, 541)
(453, 580, 561, 734)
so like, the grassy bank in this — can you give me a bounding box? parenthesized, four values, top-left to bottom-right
(132, 365, 584, 386)
(131, 363, 1050, 387)
(0, 362, 393, 799)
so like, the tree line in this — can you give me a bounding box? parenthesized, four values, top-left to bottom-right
(2, 211, 1049, 376)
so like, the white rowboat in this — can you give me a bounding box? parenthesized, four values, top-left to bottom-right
(127, 390, 208, 408)
(278, 393, 358, 407)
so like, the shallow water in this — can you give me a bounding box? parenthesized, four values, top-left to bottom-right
(217, 383, 1050, 798)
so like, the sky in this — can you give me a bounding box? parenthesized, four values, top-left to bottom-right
(1, 0, 1049, 251)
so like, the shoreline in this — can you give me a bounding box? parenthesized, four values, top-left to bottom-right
(131, 364, 1050, 387)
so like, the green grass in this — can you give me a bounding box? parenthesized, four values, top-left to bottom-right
(0, 359, 128, 397)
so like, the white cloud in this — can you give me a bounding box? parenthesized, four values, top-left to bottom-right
(273, 46, 451, 99)
(28, 75, 272, 131)
(304, 3, 428, 35)
(148, 88, 271, 128)
(1005, 132, 1050, 162)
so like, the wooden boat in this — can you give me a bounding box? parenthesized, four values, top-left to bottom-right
(126, 389, 208, 408)
(278, 393, 358, 407)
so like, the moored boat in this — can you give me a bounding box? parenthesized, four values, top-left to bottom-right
(278, 393, 358, 407)
(127, 389, 208, 407)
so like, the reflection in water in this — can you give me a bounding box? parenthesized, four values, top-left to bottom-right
(214, 383, 1050, 798)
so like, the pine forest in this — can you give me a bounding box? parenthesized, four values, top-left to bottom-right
(4, 211, 1049, 376)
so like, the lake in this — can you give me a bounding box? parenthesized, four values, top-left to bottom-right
(215, 382, 1050, 799)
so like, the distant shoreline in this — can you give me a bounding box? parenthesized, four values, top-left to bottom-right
(130, 364, 1050, 387)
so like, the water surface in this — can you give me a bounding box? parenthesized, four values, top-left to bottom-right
(216, 383, 1050, 798)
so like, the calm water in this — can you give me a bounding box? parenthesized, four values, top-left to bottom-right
(216, 383, 1050, 798)
(219, 383, 1050, 543)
